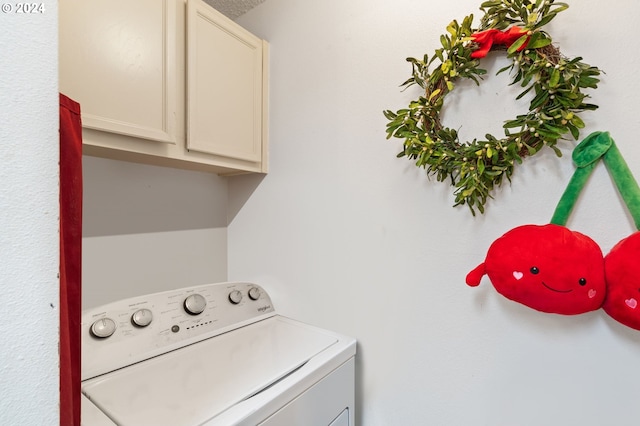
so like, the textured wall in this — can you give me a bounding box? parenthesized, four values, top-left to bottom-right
(231, 1, 640, 425)
(0, 1, 60, 424)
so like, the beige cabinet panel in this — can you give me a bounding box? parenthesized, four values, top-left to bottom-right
(187, 0, 263, 162)
(59, 0, 180, 144)
(59, 0, 268, 174)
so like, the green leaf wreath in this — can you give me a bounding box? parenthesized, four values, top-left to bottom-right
(384, 0, 601, 215)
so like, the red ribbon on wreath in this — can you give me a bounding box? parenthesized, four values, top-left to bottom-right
(470, 27, 529, 58)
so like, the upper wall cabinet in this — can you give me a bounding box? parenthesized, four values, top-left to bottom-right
(59, 0, 268, 174)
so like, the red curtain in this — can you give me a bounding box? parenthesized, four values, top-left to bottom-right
(59, 93, 82, 426)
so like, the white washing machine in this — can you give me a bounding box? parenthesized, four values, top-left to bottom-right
(80, 282, 356, 426)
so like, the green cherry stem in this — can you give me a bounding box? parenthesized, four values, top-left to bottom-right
(550, 131, 610, 226)
(603, 141, 640, 230)
(550, 162, 598, 226)
(551, 131, 640, 230)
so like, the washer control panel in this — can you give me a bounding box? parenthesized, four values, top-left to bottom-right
(82, 282, 275, 380)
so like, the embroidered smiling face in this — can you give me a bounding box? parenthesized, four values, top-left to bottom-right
(603, 232, 640, 330)
(467, 224, 606, 315)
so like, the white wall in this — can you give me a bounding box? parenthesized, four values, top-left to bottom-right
(0, 1, 59, 424)
(231, 1, 640, 425)
(82, 156, 229, 308)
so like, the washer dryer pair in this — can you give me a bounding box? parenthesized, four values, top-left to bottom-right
(81, 282, 356, 426)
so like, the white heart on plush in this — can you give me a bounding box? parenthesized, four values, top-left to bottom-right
(512, 271, 524, 280)
(588, 289, 597, 299)
(625, 298, 638, 309)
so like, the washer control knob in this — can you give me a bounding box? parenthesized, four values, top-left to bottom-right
(90, 318, 117, 339)
(184, 294, 207, 315)
(228, 290, 243, 305)
(248, 286, 261, 301)
(131, 308, 153, 327)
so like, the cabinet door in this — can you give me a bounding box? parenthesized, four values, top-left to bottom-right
(59, 0, 180, 144)
(187, 0, 263, 162)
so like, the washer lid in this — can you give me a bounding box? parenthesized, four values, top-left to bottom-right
(82, 316, 338, 426)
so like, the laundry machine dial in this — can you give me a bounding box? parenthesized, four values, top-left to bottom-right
(90, 318, 117, 339)
(248, 286, 261, 300)
(228, 290, 243, 304)
(184, 294, 207, 315)
(131, 308, 153, 327)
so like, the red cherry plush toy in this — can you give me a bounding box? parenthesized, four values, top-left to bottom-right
(593, 134, 640, 331)
(466, 132, 613, 315)
(467, 132, 640, 327)
(603, 232, 640, 330)
(466, 224, 606, 314)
